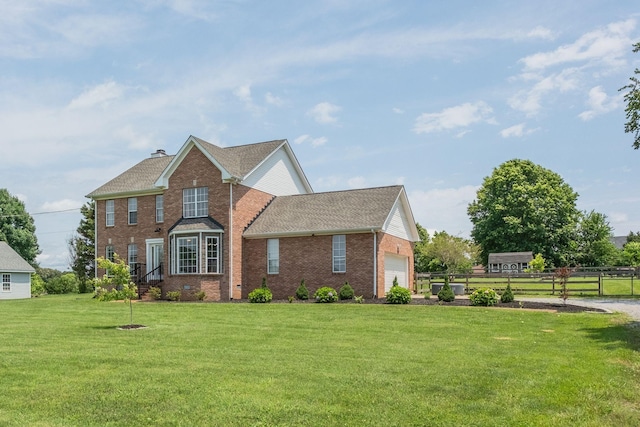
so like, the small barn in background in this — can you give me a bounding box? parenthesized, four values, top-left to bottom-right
(487, 251, 533, 274)
(0, 241, 35, 300)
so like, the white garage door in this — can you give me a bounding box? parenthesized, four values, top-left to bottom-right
(384, 253, 408, 293)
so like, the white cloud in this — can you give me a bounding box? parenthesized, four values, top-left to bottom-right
(233, 84, 252, 103)
(265, 92, 284, 106)
(520, 19, 635, 71)
(347, 176, 365, 188)
(294, 134, 327, 147)
(392, 107, 404, 114)
(307, 102, 341, 124)
(115, 125, 157, 150)
(578, 86, 620, 121)
(526, 26, 555, 41)
(413, 101, 494, 134)
(408, 185, 479, 237)
(500, 123, 537, 138)
(294, 134, 310, 144)
(68, 81, 125, 110)
(508, 68, 579, 115)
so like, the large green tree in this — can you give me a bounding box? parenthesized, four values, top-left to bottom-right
(0, 188, 40, 265)
(620, 42, 640, 150)
(574, 210, 618, 267)
(425, 231, 478, 274)
(468, 159, 580, 267)
(68, 201, 95, 293)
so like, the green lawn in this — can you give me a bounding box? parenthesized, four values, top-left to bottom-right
(1, 294, 640, 426)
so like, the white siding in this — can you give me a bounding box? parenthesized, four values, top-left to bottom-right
(242, 148, 309, 196)
(0, 272, 31, 300)
(383, 200, 412, 240)
(384, 254, 408, 293)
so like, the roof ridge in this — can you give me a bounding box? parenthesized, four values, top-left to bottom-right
(274, 185, 402, 198)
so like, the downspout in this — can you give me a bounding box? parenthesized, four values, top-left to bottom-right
(229, 182, 234, 300)
(372, 229, 377, 298)
(94, 200, 98, 279)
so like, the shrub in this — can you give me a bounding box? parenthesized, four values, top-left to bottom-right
(437, 282, 455, 302)
(314, 286, 338, 303)
(470, 288, 498, 306)
(288, 296, 294, 303)
(148, 286, 162, 300)
(296, 280, 309, 300)
(249, 287, 272, 303)
(31, 273, 45, 297)
(94, 286, 120, 302)
(45, 273, 79, 294)
(167, 291, 181, 301)
(354, 295, 364, 304)
(501, 283, 514, 303)
(195, 290, 206, 301)
(386, 283, 411, 304)
(339, 282, 354, 300)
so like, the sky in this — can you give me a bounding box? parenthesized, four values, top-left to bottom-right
(1, 0, 639, 271)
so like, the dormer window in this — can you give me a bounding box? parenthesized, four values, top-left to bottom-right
(183, 187, 208, 218)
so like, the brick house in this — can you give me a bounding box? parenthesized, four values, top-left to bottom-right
(87, 136, 419, 300)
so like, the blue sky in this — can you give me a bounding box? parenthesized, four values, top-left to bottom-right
(1, 1, 639, 270)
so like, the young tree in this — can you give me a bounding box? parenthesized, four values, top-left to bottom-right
(574, 210, 619, 267)
(0, 188, 40, 265)
(468, 159, 580, 267)
(94, 255, 138, 326)
(68, 201, 95, 293)
(426, 231, 478, 274)
(528, 253, 546, 273)
(620, 42, 640, 150)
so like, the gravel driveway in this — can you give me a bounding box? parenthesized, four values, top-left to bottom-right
(520, 297, 640, 321)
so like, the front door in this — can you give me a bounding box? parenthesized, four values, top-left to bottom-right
(146, 239, 164, 280)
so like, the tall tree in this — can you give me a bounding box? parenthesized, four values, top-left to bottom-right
(468, 159, 580, 267)
(0, 188, 40, 265)
(68, 201, 95, 293)
(626, 231, 640, 245)
(620, 42, 640, 150)
(413, 223, 431, 273)
(574, 210, 618, 267)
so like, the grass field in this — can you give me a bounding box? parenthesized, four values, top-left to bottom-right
(1, 294, 640, 426)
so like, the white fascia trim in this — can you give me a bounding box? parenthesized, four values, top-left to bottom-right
(243, 227, 381, 239)
(88, 189, 164, 201)
(154, 136, 232, 189)
(1, 269, 35, 274)
(169, 229, 225, 236)
(241, 140, 314, 193)
(381, 187, 421, 242)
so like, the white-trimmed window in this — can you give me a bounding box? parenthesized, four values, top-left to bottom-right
(106, 200, 115, 227)
(177, 236, 198, 273)
(156, 195, 164, 223)
(332, 235, 346, 273)
(267, 238, 279, 274)
(206, 236, 220, 273)
(128, 198, 138, 225)
(2, 274, 10, 292)
(183, 187, 208, 218)
(105, 245, 114, 262)
(128, 244, 138, 275)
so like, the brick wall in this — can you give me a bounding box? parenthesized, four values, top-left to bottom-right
(377, 233, 415, 296)
(243, 233, 377, 299)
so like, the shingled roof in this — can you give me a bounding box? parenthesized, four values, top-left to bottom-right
(243, 186, 405, 238)
(87, 137, 291, 198)
(0, 241, 35, 273)
(87, 155, 174, 198)
(487, 252, 533, 264)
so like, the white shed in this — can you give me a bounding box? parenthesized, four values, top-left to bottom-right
(0, 241, 35, 300)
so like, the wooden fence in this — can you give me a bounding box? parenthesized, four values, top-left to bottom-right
(415, 272, 603, 296)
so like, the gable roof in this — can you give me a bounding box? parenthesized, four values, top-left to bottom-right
(488, 252, 533, 264)
(0, 241, 35, 273)
(243, 185, 419, 240)
(87, 136, 313, 199)
(86, 155, 174, 199)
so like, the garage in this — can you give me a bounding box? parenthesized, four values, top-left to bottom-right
(384, 253, 409, 293)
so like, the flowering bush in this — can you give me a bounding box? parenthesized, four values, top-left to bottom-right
(470, 288, 498, 306)
(386, 284, 411, 304)
(314, 286, 338, 303)
(249, 287, 272, 303)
